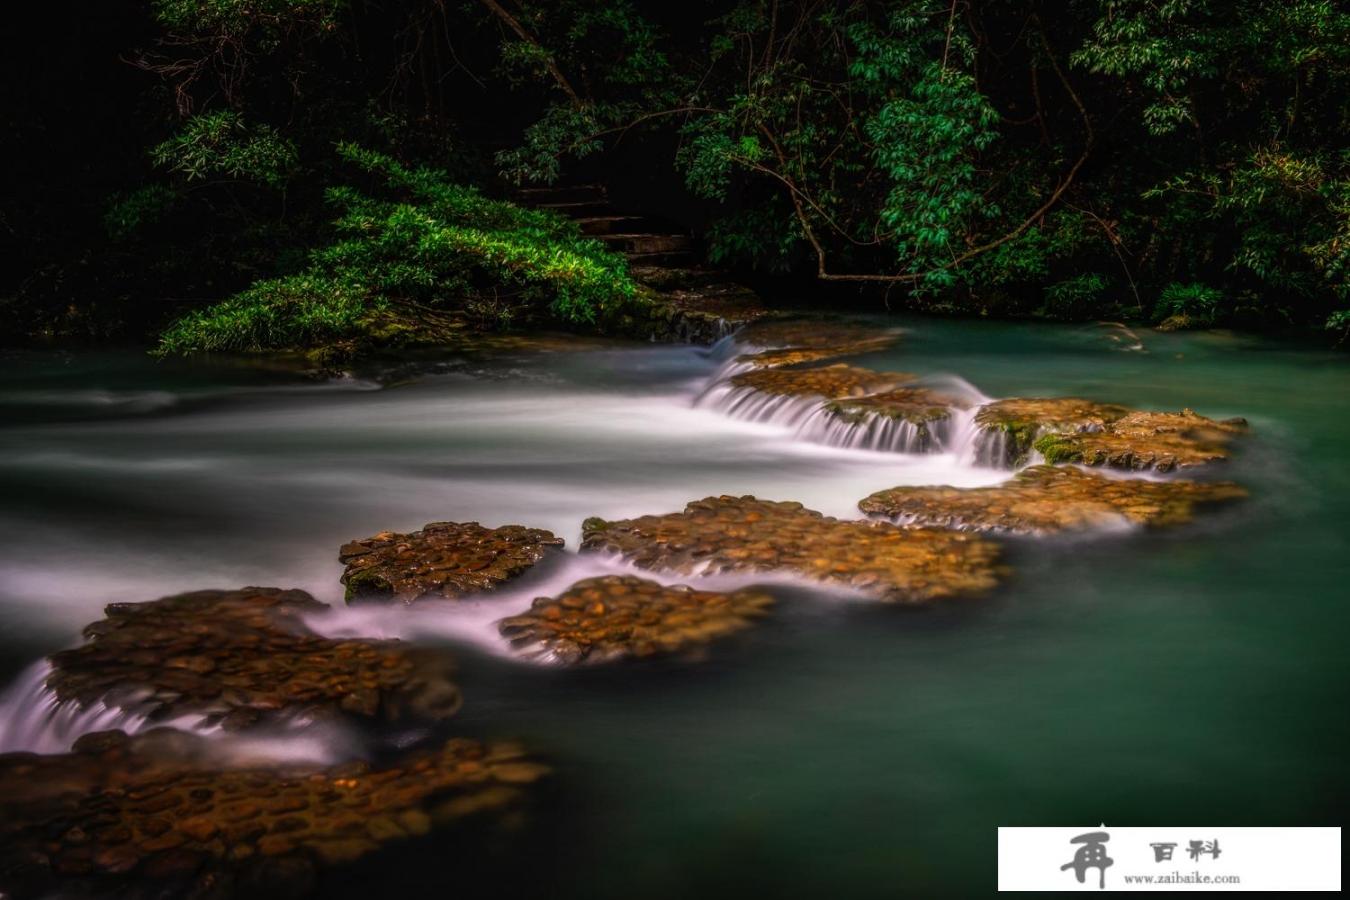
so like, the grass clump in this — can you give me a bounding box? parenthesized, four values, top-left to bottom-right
(156, 144, 637, 354)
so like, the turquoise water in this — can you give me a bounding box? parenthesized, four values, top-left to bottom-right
(0, 319, 1346, 896)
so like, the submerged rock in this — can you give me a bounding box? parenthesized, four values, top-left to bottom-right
(498, 575, 774, 665)
(972, 397, 1133, 466)
(733, 319, 900, 368)
(339, 521, 564, 604)
(1033, 409, 1248, 472)
(580, 496, 1003, 603)
(46, 588, 462, 730)
(729, 363, 913, 400)
(859, 465, 1247, 534)
(0, 729, 547, 898)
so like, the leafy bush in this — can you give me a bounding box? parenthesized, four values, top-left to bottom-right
(1043, 273, 1112, 320)
(150, 111, 298, 188)
(157, 274, 368, 353)
(155, 144, 636, 353)
(1153, 282, 1224, 325)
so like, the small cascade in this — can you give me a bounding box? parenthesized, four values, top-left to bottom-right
(0, 661, 210, 754)
(796, 406, 951, 454)
(695, 360, 1020, 460)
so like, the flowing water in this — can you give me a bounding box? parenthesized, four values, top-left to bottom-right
(0, 318, 1347, 897)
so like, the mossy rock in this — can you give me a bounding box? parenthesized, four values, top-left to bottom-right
(859, 465, 1247, 534)
(1031, 408, 1248, 472)
(973, 397, 1133, 466)
(46, 588, 462, 730)
(580, 495, 1004, 604)
(0, 729, 547, 899)
(339, 521, 564, 604)
(498, 575, 774, 665)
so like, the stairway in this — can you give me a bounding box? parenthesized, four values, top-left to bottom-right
(516, 184, 697, 270)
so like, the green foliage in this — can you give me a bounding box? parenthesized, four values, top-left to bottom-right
(491, 0, 678, 184)
(150, 111, 299, 187)
(1154, 282, 1223, 325)
(156, 145, 636, 353)
(867, 62, 1001, 274)
(153, 0, 344, 35)
(157, 273, 368, 353)
(705, 201, 800, 273)
(104, 185, 180, 241)
(1044, 273, 1112, 320)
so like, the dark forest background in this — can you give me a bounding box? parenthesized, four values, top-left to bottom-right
(4, 1, 1348, 352)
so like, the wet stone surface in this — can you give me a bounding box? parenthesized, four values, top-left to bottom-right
(0, 728, 547, 899)
(46, 588, 462, 731)
(859, 465, 1248, 534)
(581, 496, 1003, 603)
(973, 398, 1248, 470)
(972, 397, 1134, 465)
(498, 575, 775, 665)
(729, 364, 914, 400)
(733, 319, 900, 368)
(1034, 409, 1248, 472)
(825, 387, 965, 425)
(339, 521, 564, 604)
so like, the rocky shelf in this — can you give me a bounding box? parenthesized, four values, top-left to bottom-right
(859, 465, 1248, 534)
(339, 522, 564, 604)
(581, 495, 1004, 603)
(0, 728, 547, 899)
(498, 575, 774, 665)
(46, 588, 462, 731)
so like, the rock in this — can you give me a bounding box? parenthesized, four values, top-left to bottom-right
(733, 318, 900, 368)
(0, 731, 548, 898)
(859, 465, 1248, 534)
(338, 521, 564, 604)
(1033, 409, 1248, 472)
(972, 397, 1134, 466)
(45, 588, 461, 729)
(498, 575, 774, 664)
(729, 364, 914, 400)
(973, 398, 1247, 470)
(581, 496, 1004, 603)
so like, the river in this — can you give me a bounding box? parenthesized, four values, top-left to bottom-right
(0, 317, 1346, 896)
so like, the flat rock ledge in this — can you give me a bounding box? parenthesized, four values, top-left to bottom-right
(729, 364, 914, 400)
(973, 398, 1247, 470)
(1033, 409, 1248, 471)
(339, 521, 564, 604)
(498, 575, 774, 665)
(0, 728, 547, 899)
(580, 496, 1003, 604)
(47, 588, 462, 731)
(859, 465, 1248, 535)
(733, 319, 900, 369)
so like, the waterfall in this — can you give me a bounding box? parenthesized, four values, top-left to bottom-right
(0, 660, 209, 754)
(692, 358, 1032, 462)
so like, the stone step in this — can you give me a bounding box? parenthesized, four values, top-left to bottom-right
(533, 200, 614, 217)
(600, 233, 694, 255)
(575, 215, 653, 236)
(515, 184, 607, 205)
(625, 250, 697, 267)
